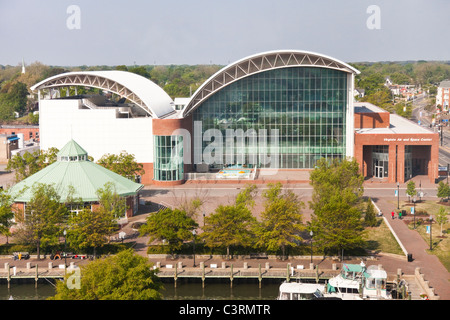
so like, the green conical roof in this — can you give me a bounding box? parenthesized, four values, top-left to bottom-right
(57, 139, 88, 159)
(10, 140, 143, 202)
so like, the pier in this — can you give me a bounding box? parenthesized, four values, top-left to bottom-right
(0, 261, 74, 288)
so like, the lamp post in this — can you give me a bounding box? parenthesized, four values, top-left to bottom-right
(203, 212, 205, 227)
(413, 197, 416, 229)
(63, 229, 67, 268)
(192, 229, 197, 267)
(309, 231, 313, 264)
(397, 182, 400, 210)
(429, 215, 433, 251)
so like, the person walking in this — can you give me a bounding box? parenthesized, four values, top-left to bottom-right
(398, 210, 402, 220)
(391, 211, 395, 219)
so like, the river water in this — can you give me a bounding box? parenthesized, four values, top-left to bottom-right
(0, 279, 281, 300)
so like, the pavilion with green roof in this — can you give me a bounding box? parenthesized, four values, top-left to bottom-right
(10, 139, 144, 218)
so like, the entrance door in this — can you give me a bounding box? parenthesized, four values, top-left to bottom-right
(374, 165, 384, 178)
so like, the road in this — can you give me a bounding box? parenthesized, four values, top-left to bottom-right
(411, 94, 450, 166)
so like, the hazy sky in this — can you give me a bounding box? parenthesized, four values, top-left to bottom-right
(1, 0, 449, 67)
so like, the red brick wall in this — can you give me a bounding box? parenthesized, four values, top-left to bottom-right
(354, 132, 439, 183)
(0, 127, 39, 141)
(354, 112, 390, 129)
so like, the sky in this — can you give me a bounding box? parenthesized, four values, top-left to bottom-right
(1, 0, 449, 67)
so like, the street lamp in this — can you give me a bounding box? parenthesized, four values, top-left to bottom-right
(397, 182, 400, 210)
(429, 215, 433, 251)
(192, 229, 197, 267)
(63, 229, 67, 268)
(413, 197, 416, 229)
(309, 231, 313, 264)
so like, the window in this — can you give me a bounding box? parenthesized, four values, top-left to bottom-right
(192, 67, 348, 169)
(153, 135, 184, 181)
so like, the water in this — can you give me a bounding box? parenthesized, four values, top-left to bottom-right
(0, 279, 281, 300)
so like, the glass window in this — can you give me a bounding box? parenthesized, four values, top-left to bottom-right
(193, 67, 348, 168)
(153, 135, 184, 181)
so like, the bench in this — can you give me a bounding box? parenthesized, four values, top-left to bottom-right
(249, 253, 268, 259)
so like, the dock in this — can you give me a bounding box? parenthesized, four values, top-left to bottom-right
(0, 261, 73, 288)
(0, 259, 428, 300)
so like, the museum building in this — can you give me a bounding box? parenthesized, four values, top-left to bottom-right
(29, 50, 439, 185)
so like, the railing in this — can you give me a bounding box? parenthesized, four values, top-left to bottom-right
(81, 98, 98, 110)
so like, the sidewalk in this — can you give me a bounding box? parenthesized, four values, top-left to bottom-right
(373, 197, 450, 300)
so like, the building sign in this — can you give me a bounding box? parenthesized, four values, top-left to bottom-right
(383, 137, 433, 143)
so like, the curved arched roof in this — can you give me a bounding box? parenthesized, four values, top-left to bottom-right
(182, 50, 360, 117)
(31, 70, 175, 118)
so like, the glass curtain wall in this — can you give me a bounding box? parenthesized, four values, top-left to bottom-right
(192, 66, 348, 168)
(153, 135, 184, 181)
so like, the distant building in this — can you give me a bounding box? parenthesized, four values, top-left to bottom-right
(0, 134, 19, 163)
(436, 80, 450, 112)
(10, 139, 144, 220)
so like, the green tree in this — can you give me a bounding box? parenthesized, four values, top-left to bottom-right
(406, 180, 416, 202)
(50, 249, 163, 300)
(0, 188, 15, 243)
(364, 198, 377, 227)
(67, 207, 116, 258)
(95, 182, 128, 220)
(140, 207, 198, 256)
(6, 148, 59, 182)
(435, 206, 448, 237)
(436, 181, 450, 202)
(201, 185, 257, 259)
(96, 152, 145, 181)
(309, 158, 365, 257)
(254, 183, 304, 259)
(14, 183, 68, 259)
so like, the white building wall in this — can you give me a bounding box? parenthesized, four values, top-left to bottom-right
(39, 99, 153, 163)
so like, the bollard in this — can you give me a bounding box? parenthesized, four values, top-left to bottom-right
(4, 262, 9, 271)
(178, 261, 183, 269)
(222, 262, 226, 269)
(332, 263, 337, 271)
(265, 262, 270, 270)
(200, 261, 204, 269)
(48, 262, 53, 270)
(27, 262, 31, 270)
(309, 263, 314, 270)
(156, 262, 161, 268)
(243, 262, 248, 270)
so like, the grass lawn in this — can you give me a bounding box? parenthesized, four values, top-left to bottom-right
(364, 218, 404, 255)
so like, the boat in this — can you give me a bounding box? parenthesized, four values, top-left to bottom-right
(277, 281, 328, 300)
(325, 262, 392, 300)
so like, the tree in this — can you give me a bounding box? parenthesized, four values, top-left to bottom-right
(6, 148, 59, 182)
(140, 207, 198, 256)
(364, 198, 377, 227)
(13, 183, 68, 259)
(406, 180, 416, 202)
(51, 249, 163, 300)
(435, 206, 448, 237)
(254, 183, 304, 259)
(67, 207, 116, 257)
(309, 158, 365, 257)
(96, 152, 145, 181)
(201, 185, 257, 259)
(95, 182, 128, 220)
(0, 188, 15, 243)
(436, 181, 450, 202)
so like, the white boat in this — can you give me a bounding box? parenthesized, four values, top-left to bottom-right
(325, 262, 392, 300)
(277, 281, 327, 300)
